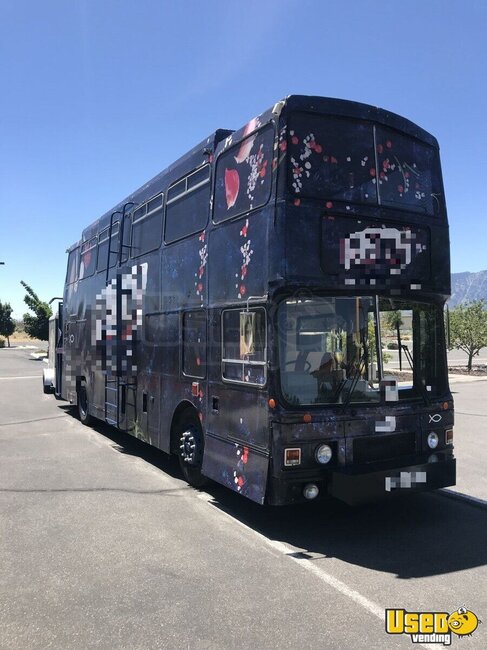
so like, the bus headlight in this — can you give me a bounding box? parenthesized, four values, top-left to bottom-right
(427, 432, 439, 449)
(315, 444, 333, 464)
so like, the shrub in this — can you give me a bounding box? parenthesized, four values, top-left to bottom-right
(0, 337, 5, 348)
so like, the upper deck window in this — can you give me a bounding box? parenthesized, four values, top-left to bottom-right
(131, 193, 163, 257)
(287, 113, 377, 206)
(165, 166, 210, 243)
(79, 237, 97, 279)
(213, 125, 274, 223)
(96, 228, 110, 272)
(66, 247, 79, 285)
(375, 126, 438, 215)
(287, 113, 442, 216)
(97, 222, 120, 271)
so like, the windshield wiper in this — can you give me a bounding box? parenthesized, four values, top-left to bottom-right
(334, 349, 368, 408)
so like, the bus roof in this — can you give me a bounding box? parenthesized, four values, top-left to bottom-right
(67, 95, 438, 251)
(282, 95, 438, 148)
(69, 128, 233, 250)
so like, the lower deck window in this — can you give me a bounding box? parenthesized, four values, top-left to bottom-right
(222, 308, 266, 386)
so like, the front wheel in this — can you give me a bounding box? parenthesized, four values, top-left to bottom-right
(176, 412, 209, 488)
(78, 383, 93, 426)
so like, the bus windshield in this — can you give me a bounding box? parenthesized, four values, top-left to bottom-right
(278, 296, 447, 406)
(287, 112, 442, 216)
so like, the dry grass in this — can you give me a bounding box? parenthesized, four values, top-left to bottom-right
(3, 331, 47, 347)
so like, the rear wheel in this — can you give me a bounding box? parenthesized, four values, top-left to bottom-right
(78, 383, 93, 426)
(176, 411, 208, 488)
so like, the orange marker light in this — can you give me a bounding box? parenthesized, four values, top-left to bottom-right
(268, 398, 276, 409)
(441, 401, 449, 411)
(284, 448, 301, 467)
(303, 413, 312, 423)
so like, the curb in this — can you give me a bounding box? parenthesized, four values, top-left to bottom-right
(448, 374, 487, 383)
(439, 488, 487, 510)
(30, 352, 48, 362)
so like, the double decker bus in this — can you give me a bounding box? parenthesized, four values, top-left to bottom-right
(49, 95, 455, 505)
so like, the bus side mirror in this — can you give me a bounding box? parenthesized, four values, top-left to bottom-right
(240, 312, 256, 357)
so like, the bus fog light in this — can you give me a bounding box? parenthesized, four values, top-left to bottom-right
(428, 454, 439, 463)
(303, 483, 319, 500)
(427, 432, 439, 449)
(315, 444, 333, 464)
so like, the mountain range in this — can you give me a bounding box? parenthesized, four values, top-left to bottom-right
(449, 270, 487, 307)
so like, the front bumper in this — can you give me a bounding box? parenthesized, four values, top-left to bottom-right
(329, 456, 456, 506)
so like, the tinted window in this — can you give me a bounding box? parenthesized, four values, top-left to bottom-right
(183, 311, 206, 378)
(167, 178, 185, 202)
(120, 213, 132, 263)
(79, 238, 97, 279)
(165, 168, 210, 243)
(375, 126, 439, 215)
(132, 199, 163, 257)
(214, 125, 274, 223)
(287, 113, 377, 204)
(66, 247, 79, 285)
(147, 194, 163, 212)
(97, 228, 110, 271)
(108, 222, 120, 268)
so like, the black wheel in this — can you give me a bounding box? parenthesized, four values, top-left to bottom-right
(176, 411, 208, 488)
(78, 383, 93, 426)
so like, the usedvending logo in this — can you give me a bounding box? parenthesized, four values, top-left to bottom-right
(385, 607, 480, 645)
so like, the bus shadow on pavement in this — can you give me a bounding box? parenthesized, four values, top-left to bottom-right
(61, 404, 183, 481)
(59, 404, 487, 580)
(203, 483, 487, 580)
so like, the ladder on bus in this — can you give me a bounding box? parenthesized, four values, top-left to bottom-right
(104, 377, 137, 431)
(105, 377, 119, 426)
(103, 200, 137, 429)
(105, 202, 135, 285)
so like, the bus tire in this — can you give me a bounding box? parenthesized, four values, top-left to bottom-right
(77, 382, 93, 426)
(176, 410, 209, 489)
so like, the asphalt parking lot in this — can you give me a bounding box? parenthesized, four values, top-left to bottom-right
(1, 347, 486, 649)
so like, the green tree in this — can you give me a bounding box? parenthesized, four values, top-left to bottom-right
(383, 310, 404, 338)
(0, 301, 16, 347)
(20, 281, 52, 341)
(449, 300, 487, 371)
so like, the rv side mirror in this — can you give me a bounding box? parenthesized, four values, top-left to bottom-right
(240, 312, 256, 357)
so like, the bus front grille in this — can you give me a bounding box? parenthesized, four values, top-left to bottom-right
(353, 432, 416, 464)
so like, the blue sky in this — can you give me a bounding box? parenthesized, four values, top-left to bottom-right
(1, 0, 486, 317)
